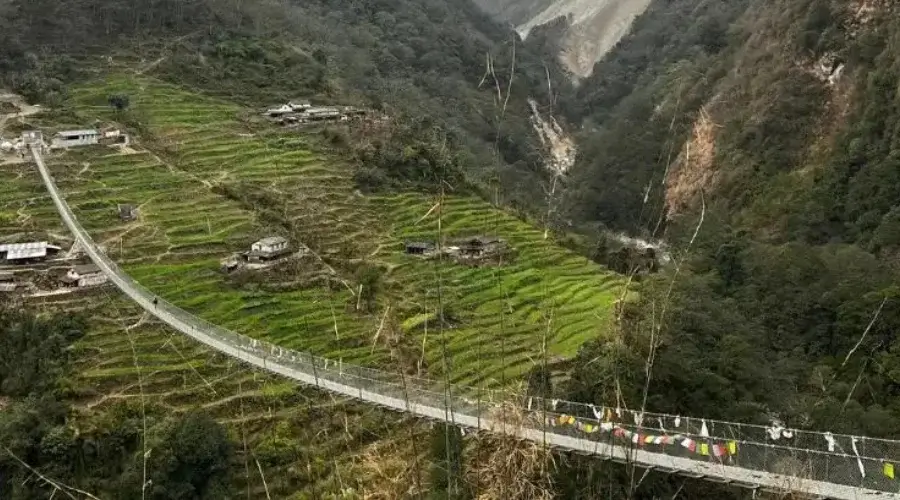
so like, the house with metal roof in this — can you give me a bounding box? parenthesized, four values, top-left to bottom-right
(250, 236, 291, 261)
(404, 241, 435, 255)
(61, 263, 107, 288)
(118, 204, 138, 221)
(50, 129, 100, 149)
(265, 105, 293, 117)
(0, 242, 62, 264)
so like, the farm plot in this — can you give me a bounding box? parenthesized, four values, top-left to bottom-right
(62, 75, 621, 388)
(373, 193, 623, 386)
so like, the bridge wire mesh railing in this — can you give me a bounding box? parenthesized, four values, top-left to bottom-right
(35, 148, 900, 494)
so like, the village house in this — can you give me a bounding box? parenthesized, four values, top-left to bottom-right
(289, 100, 311, 112)
(0, 242, 62, 265)
(61, 263, 108, 288)
(265, 104, 293, 117)
(50, 129, 100, 149)
(118, 204, 138, 221)
(99, 128, 130, 147)
(456, 236, 506, 258)
(404, 241, 435, 256)
(21, 130, 42, 145)
(250, 236, 291, 261)
(305, 107, 342, 121)
(0, 272, 17, 292)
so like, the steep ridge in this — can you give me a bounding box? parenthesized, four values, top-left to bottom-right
(519, 0, 653, 78)
(562, 0, 900, 452)
(475, 0, 652, 78)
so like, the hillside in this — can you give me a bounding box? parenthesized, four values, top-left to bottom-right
(6, 0, 900, 498)
(0, 0, 577, 213)
(555, 1, 900, 494)
(0, 67, 623, 496)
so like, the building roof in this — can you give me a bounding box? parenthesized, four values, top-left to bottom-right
(0, 241, 49, 252)
(266, 105, 293, 114)
(0, 242, 55, 260)
(73, 264, 101, 275)
(6, 247, 46, 260)
(56, 129, 99, 137)
(255, 236, 288, 247)
(119, 204, 137, 215)
(459, 236, 502, 246)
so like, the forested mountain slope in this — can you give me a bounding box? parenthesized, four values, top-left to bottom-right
(0, 0, 573, 210)
(563, 0, 900, 452)
(552, 2, 900, 495)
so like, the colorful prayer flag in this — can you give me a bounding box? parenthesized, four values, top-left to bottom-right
(632, 434, 640, 444)
(728, 441, 737, 455)
(712, 444, 726, 457)
(680, 438, 696, 452)
(700, 443, 709, 456)
(644, 435, 655, 444)
(613, 427, 626, 438)
(567, 416, 576, 425)
(885, 463, 895, 480)
(558, 415, 567, 425)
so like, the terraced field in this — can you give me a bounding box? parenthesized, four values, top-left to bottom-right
(58, 75, 623, 387)
(1, 74, 622, 496)
(1, 160, 420, 498)
(373, 193, 623, 386)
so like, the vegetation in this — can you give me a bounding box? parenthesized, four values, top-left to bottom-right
(0, 0, 576, 212)
(0, 68, 621, 496)
(6, 0, 900, 497)
(551, 0, 900, 496)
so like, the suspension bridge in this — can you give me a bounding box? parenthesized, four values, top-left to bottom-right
(30, 144, 900, 499)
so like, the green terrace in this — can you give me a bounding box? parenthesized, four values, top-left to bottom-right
(46, 75, 624, 386)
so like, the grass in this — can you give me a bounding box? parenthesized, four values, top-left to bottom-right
(58, 74, 622, 388)
(0, 72, 623, 496)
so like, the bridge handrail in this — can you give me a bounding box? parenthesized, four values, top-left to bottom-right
(31, 145, 900, 499)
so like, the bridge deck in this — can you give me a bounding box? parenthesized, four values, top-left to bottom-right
(31, 145, 898, 500)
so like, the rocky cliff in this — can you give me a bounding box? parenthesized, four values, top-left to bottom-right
(474, 0, 652, 78)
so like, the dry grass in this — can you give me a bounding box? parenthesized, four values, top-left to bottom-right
(357, 434, 426, 499)
(466, 400, 555, 500)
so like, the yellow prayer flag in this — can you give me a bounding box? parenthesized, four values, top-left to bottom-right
(885, 463, 895, 479)
(584, 424, 594, 433)
(567, 416, 576, 425)
(700, 443, 709, 456)
(644, 435, 655, 444)
(728, 441, 737, 455)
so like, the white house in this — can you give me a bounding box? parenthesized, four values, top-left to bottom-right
(0, 272, 16, 293)
(51, 129, 100, 149)
(265, 105, 293, 117)
(289, 101, 311, 112)
(250, 236, 290, 260)
(62, 263, 108, 288)
(21, 130, 42, 145)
